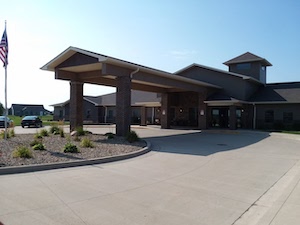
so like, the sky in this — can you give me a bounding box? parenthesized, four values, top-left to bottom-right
(0, 0, 299, 111)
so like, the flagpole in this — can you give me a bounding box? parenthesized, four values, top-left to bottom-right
(4, 58, 7, 139)
(4, 21, 7, 140)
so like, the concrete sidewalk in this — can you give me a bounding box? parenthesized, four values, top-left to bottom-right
(1, 126, 300, 225)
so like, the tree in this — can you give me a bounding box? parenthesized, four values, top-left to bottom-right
(0, 102, 4, 115)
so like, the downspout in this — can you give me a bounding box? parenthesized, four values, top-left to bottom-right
(253, 103, 256, 130)
(130, 68, 140, 79)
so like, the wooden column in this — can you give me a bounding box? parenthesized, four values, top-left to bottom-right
(198, 93, 207, 130)
(70, 81, 83, 131)
(229, 105, 237, 130)
(116, 76, 131, 136)
(140, 106, 147, 126)
(161, 93, 171, 129)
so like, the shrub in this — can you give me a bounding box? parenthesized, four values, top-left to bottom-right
(60, 128, 65, 138)
(9, 128, 15, 137)
(75, 127, 86, 136)
(0, 130, 10, 139)
(30, 139, 42, 147)
(105, 132, 115, 139)
(126, 131, 140, 143)
(40, 129, 49, 137)
(50, 125, 60, 135)
(34, 132, 43, 139)
(32, 143, 45, 151)
(80, 137, 94, 148)
(63, 143, 79, 153)
(13, 146, 33, 158)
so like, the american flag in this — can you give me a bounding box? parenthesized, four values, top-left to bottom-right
(0, 28, 8, 67)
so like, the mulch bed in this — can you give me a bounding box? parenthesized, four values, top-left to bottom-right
(0, 133, 146, 167)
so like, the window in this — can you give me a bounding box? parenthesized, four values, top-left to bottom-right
(108, 110, 114, 118)
(236, 63, 251, 70)
(86, 109, 91, 119)
(265, 110, 274, 123)
(283, 112, 293, 123)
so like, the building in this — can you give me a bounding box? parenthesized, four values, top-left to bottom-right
(52, 90, 161, 125)
(9, 104, 51, 116)
(41, 47, 300, 135)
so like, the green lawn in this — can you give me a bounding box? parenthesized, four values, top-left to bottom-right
(8, 115, 67, 126)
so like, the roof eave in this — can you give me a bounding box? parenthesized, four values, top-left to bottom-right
(40, 46, 108, 71)
(251, 101, 300, 104)
(223, 58, 272, 66)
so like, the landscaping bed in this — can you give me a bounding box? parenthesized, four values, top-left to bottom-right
(0, 132, 146, 167)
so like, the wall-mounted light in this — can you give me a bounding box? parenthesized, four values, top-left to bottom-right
(179, 108, 183, 113)
(200, 109, 205, 116)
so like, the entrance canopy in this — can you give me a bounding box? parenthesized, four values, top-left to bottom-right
(41, 46, 221, 135)
(41, 46, 220, 93)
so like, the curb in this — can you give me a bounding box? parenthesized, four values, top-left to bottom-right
(0, 141, 151, 175)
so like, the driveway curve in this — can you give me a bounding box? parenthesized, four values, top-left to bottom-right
(1, 127, 300, 225)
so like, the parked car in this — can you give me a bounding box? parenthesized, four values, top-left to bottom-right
(0, 116, 13, 128)
(21, 116, 43, 128)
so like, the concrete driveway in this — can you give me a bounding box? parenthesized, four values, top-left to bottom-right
(1, 126, 300, 225)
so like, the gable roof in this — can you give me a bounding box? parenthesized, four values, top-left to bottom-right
(223, 52, 272, 66)
(41, 46, 221, 90)
(174, 63, 263, 84)
(249, 82, 300, 103)
(10, 104, 51, 114)
(11, 104, 46, 110)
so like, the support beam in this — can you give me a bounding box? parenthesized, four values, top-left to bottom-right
(198, 93, 207, 130)
(116, 76, 131, 136)
(70, 81, 84, 131)
(161, 93, 171, 129)
(230, 105, 237, 130)
(140, 106, 147, 126)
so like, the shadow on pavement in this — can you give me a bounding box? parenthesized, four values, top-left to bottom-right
(144, 131, 270, 156)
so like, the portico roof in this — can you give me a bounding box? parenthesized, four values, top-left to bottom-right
(41, 46, 221, 93)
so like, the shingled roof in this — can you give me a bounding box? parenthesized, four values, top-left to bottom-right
(223, 52, 272, 66)
(249, 82, 300, 103)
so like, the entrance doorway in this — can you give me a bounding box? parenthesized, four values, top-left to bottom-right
(211, 108, 229, 128)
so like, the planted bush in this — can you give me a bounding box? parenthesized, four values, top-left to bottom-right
(63, 143, 79, 153)
(80, 137, 94, 148)
(34, 132, 43, 139)
(40, 129, 49, 137)
(30, 139, 42, 147)
(126, 131, 140, 143)
(13, 146, 33, 158)
(50, 125, 60, 135)
(9, 128, 15, 137)
(0, 130, 10, 139)
(75, 127, 86, 136)
(32, 143, 45, 151)
(60, 128, 65, 138)
(105, 132, 115, 139)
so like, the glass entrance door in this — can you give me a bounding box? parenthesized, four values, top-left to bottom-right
(211, 108, 229, 128)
